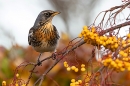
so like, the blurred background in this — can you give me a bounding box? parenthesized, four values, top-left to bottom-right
(1, 0, 130, 86)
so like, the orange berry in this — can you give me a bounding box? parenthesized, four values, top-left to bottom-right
(67, 67, 71, 71)
(71, 66, 76, 70)
(71, 79, 75, 83)
(83, 26, 88, 30)
(119, 51, 124, 56)
(127, 34, 130, 38)
(2, 81, 6, 86)
(74, 68, 79, 72)
(78, 80, 82, 84)
(81, 68, 86, 72)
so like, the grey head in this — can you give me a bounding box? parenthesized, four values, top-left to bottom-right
(33, 10, 60, 27)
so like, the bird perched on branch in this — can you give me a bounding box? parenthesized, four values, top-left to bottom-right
(28, 10, 60, 65)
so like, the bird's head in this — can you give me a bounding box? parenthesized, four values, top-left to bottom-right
(34, 10, 60, 26)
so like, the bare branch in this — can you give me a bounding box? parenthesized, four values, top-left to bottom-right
(99, 21, 130, 35)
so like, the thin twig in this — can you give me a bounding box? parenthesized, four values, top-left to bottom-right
(99, 21, 130, 35)
(89, 66, 105, 86)
(25, 56, 52, 86)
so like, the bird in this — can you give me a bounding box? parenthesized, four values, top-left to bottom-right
(28, 10, 60, 65)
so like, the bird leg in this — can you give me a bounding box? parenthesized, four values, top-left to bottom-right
(37, 53, 42, 66)
(52, 52, 57, 60)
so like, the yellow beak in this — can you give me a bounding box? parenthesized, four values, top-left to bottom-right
(53, 11, 60, 16)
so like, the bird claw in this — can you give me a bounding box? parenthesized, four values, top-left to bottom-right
(37, 59, 42, 66)
(52, 53, 57, 60)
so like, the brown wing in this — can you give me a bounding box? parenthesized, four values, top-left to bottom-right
(53, 25, 60, 39)
(28, 27, 34, 45)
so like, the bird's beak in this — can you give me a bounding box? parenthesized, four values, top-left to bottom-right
(53, 11, 60, 16)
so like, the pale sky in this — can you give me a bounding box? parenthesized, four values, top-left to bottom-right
(0, 0, 127, 49)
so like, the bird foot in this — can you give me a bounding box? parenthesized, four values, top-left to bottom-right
(37, 59, 42, 66)
(52, 53, 57, 60)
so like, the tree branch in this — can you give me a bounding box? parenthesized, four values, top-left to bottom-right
(99, 21, 130, 35)
(33, 40, 86, 86)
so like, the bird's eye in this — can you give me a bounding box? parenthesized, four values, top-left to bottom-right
(44, 12, 50, 17)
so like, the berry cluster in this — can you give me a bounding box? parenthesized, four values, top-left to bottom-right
(64, 61, 86, 72)
(78, 26, 121, 51)
(102, 55, 130, 72)
(101, 33, 130, 72)
(70, 79, 82, 86)
(102, 58, 130, 72)
(79, 26, 130, 72)
(69, 73, 91, 86)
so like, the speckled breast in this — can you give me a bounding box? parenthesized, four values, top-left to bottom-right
(31, 26, 59, 53)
